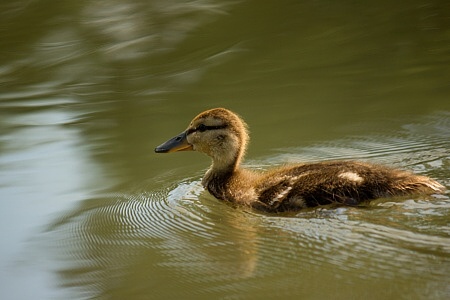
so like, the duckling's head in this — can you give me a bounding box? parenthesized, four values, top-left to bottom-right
(155, 108, 249, 171)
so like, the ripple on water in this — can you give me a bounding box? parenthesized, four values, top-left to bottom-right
(44, 173, 450, 299)
(42, 187, 210, 297)
(43, 114, 450, 298)
(259, 199, 450, 280)
(268, 112, 449, 173)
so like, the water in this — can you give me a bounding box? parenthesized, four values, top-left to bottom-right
(1, 0, 449, 299)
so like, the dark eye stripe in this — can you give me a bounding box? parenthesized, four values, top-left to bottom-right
(186, 124, 227, 135)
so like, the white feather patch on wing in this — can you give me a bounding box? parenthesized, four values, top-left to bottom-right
(338, 171, 364, 183)
(268, 175, 302, 206)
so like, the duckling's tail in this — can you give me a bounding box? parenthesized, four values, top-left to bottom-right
(397, 175, 445, 195)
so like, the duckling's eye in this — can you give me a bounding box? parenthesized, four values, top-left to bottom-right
(197, 124, 207, 132)
(186, 123, 227, 135)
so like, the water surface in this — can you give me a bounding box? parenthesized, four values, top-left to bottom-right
(1, 0, 449, 299)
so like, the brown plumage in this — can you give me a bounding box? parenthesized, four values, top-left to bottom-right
(155, 108, 445, 212)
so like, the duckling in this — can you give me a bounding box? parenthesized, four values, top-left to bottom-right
(155, 108, 445, 212)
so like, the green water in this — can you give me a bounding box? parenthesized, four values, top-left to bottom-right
(1, 0, 449, 299)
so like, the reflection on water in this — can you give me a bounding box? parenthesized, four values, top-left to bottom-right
(0, 107, 111, 299)
(1, 0, 450, 299)
(82, 0, 233, 61)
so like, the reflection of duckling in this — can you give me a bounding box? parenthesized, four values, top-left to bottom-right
(155, 108, 445, 212)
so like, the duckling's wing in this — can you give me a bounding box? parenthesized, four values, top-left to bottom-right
(255, 175, 303, 210)
(253, 162, 372, 211)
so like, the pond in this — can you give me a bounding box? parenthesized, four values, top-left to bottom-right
(1, 0, 449, 299)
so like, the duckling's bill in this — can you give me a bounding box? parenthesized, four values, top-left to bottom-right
(155, 131, 193, 153)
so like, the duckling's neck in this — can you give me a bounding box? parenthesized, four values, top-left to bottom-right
(202, 135, 248, 188)
(209, 140, 245, 172)
(202, 151, 243, 187)
(213, 156, 239, 172)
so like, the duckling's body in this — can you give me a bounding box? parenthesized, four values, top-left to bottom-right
(202, 160, 443, 212)
(155, 108, 445, 212)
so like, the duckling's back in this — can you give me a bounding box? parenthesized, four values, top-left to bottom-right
(252, 161, 444, 212)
